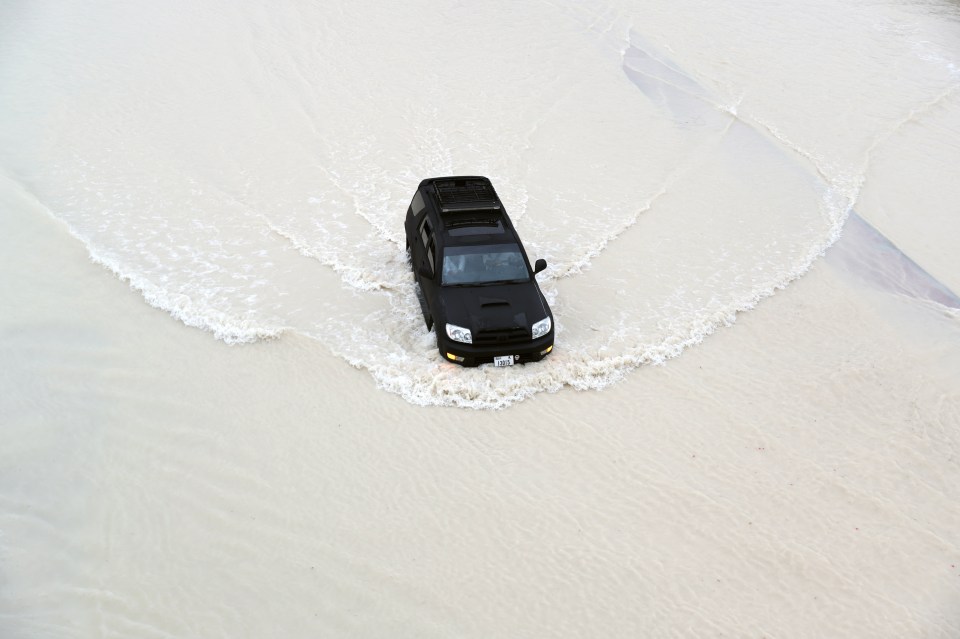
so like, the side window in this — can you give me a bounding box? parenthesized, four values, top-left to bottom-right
(416, 215, 437, 275)
(411, 191, 426, 217)
(419, 217, 433, 248)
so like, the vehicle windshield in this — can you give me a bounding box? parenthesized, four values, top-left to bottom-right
(441, 244, 530, 285)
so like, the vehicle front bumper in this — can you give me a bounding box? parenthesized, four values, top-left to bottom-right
(437, 332, 555, 367)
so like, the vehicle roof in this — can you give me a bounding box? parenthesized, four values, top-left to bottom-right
(432, 177, 500, 212)
(419, 176, 521, 247)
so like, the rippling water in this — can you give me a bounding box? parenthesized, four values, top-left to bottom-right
(4, 2, 960, 637)
(2, 0, 958, 408)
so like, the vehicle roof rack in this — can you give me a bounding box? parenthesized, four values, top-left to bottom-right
(434, 178, 501, 213)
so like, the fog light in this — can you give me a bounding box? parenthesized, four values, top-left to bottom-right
(540, 345, 553, 356)
(446, 353, 464, 362)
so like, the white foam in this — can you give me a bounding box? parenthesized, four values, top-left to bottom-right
(77, 221, 287, 345)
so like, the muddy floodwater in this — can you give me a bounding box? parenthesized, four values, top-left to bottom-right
(2, 0, 959, 636)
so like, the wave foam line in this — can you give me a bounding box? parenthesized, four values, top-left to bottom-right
(3, 172, 284, 344)
(264, 219, 407, 293)
(315, 211, 850, 410)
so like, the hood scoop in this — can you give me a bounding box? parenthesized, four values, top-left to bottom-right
(479, 296, 510, 307)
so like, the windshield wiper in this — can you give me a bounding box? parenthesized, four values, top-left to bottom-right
(477, 278, 529, 286)
(443, 278, 528, 287)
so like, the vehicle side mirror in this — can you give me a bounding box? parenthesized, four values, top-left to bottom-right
(534, 258, 547, 274)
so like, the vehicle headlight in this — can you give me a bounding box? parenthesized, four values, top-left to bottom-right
(445, 323, 472, 344)
(532, 316, 552, 339)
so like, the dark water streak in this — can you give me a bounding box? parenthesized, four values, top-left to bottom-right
(622, 35, 960, 312)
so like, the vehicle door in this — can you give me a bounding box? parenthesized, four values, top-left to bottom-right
(414, 213, 441, 325)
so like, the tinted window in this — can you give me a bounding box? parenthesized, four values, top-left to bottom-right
(411, 191, 426, 217)
(419, 217, 432, 247)
(442, 244, 530, 285)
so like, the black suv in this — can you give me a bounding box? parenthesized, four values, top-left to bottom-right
(405, 176, 554, 367)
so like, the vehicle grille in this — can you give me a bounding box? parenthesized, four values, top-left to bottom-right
(473, 327, 530, 346)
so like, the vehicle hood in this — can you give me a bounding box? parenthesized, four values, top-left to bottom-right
(440, 281, 549, 333)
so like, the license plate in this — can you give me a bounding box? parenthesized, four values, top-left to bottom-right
(494, 355, 515, 367)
